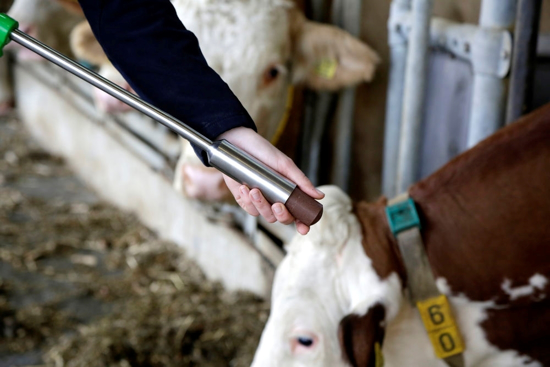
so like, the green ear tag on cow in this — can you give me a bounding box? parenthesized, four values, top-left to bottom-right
(0, 14, 18, 57)
(374, 342, 384, 367)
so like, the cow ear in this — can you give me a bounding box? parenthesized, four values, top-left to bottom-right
(70, 21, 109, 66)
(338, 304, 386, 367)
(289, 9, 380, 91)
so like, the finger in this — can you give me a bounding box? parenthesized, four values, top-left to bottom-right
(272, 203, 295, 225)
(250, 189, 276, 223)
(277, 157, 324, 200)
(223, 175, 242, 199)
(239, 186, 260, 217)
(296, 221, 310, 235)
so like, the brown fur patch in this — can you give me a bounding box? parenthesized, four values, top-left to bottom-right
(407, 103, 550, 363)
(481, 300, 550, 364)
(409, 104, 550, 304)
(338, 304, 385, 367)
(354, 198, 406, 282)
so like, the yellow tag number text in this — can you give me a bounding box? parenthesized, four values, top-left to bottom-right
(417, 295, 465, 359)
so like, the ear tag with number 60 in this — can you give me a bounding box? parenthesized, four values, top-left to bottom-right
(416, 295, 465, 359)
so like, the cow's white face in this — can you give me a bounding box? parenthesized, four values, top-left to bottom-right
(252, 186, 403, 367)
(252, 238, 349, 367)
(173, 0, 293, 140)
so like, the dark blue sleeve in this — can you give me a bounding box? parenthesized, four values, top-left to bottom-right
(78, 0, 256, 162)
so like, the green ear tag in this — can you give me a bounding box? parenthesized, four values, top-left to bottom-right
(375, 342, 384, 367)
(0, 14, 18, 57)
(314, 58, 338, 79)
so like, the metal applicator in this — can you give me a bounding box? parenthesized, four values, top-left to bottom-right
(0, 14, 323, 226)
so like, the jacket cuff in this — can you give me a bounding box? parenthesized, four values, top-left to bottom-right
(191, 113, 257, 166)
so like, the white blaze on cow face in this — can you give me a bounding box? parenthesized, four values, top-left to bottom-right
(252, 186, 402, 367)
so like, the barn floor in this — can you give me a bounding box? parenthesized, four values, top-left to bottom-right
(0, 114, 267, 367)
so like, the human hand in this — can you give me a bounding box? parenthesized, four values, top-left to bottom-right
(216, 127, 324, 235)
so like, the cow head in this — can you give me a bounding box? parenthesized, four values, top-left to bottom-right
(252, 186, 403, 367)
(170, 0, 380, 140)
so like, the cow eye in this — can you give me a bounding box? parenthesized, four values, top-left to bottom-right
(262, 65, 283, 87)
(268, 67, 279, 79)
(297, 336, 313, 347)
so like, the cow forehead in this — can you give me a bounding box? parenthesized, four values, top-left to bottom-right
(173, 0, 292, 72)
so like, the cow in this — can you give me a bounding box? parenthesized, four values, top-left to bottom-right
(252, 104, 550, 367)
(69, 0, 380, 201)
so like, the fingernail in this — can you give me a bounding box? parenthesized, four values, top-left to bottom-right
(273, 204, 283, 214)
(251, 191, 260, 202)
(315, 188, 325, 196)
(240, 187, 248, 195)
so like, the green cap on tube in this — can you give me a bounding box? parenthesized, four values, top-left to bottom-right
(0, 14, 18, 57)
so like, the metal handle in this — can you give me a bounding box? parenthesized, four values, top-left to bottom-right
(0, 14, 323, 225)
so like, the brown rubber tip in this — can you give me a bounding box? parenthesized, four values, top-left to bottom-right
(285, 187, 324, 226)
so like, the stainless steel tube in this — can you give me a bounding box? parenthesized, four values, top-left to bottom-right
(207, 140, 295, 205)
(8, 26, 324, 225)
(10, 29, 212, 151)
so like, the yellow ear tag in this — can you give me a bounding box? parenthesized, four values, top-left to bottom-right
(416, 295, 465, 359)
(314, 58, 338, 80)
(374, 342, 384, 367)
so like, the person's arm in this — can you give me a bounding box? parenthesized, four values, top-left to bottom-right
(78, 0, 256, 150)
(78, 0, 324, 234)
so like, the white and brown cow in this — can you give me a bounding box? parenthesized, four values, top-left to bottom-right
(253, 104, 550, 366)
(70, 0, 380, 201)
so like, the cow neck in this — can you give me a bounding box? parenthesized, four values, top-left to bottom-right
(409, 103, 550, 304)
(353, 199, 407, 286)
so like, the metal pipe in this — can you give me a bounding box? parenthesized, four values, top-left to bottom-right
(382, 0, 411, 197)
(467, 0, 516, 147)
(506, 0, 542, 124)
(11, 30, 212, 152)
(9, 27, 324, 225)
(395, 0, 433, 194)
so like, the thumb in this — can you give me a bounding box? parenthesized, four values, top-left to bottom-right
(277, 157, 324, 200)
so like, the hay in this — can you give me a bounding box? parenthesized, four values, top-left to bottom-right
(0, 115, 267, 366)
